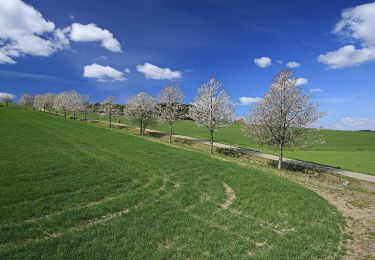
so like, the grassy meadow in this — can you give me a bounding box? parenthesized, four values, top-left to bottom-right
(0, 109, 346, 258)
(82, 112, 375, 176)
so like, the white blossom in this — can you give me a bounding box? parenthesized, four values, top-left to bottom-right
(19, 93, 34, 110)
(124, 92, 156, 135)
(243, 70, 325, 169)
(157, 85, 184, 142)
(101, 96, 117, 127)
(189, 77, 235, 152)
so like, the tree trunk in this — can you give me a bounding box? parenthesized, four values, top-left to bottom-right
(84, 110, 87, 124)
(64, 110, 67, 119)
(169, 124, 173, 143)
(139, 121, 143, 135)
(278, 143, 283, 170)
(6, 102, 8, 108)
(73, 111, 76, 120)
(25, 105, 28, 111)
(109, 116, 112, 127)
(209, 129, 214, 153)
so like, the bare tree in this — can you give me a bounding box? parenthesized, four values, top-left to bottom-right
(124, 92, 156, 135)
(101, 96, 117, 127)
(19, 93, 34, 110)
(157, 85, 185, 142)
(189, 77, 235, 153)
(243, 70, 325, 170)
(0, 93, 15, 108)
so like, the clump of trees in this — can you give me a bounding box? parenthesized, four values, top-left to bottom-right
(242, 70, 325, 169)
(156, 85, 185, 142)
(124, 92, 156, 135)
(53, 91, 89, 119)
(0, 93, 15, 108)
(33, 93, 55, 112)
(189, 77, 235, 153)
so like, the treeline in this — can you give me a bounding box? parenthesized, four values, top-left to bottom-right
(4, 70, 324, 169)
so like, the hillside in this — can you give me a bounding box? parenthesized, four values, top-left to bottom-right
(0, 109, 345, 258)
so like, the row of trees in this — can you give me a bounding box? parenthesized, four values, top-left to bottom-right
(19, 91, 90, 121)
(12, 70, 323, 169)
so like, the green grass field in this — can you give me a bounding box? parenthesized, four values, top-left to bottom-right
(0, 109, 345, 258)
(82, 112, 375, 176)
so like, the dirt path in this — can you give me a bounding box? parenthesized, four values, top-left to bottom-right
(220, 183, 236, 209)
(94, 120, 375, 183)
(274, 171, 375, 259)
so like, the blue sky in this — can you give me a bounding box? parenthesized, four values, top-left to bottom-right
(1, 0, 375, 130)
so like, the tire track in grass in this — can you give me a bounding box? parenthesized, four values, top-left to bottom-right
(0, 174, 181, 251)
(220, 182, 236, 209)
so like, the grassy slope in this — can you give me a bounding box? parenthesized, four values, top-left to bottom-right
(84, 112, 375, 175)
(0, 109, 345, 258)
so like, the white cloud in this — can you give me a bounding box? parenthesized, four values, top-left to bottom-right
(0, 1, 123, 63)
(275, 60, 283, 64)
(341, 116, 375, 128)
(296, 77, 308, 86)
(69, 23, 122, 52)
(239, 96, 263, 105)
(0, 0, 63, 64)
(309, 88, 322, 93)
(318, 45, 375, 69)
(286, 61, 300, 68)
(0, 92, 16, 100)
(333, 2, 375, 47)
(136, 63, 182, 80)
(83, 63, 125, 82)
(318, 2, 375, 68)
(254, 57, 272, 68)
(0, 93, 16, 103)
(0, 51, 16, 64)
(124, 68, 130, 73)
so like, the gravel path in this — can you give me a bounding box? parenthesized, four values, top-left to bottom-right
(96, 120, 375, 183)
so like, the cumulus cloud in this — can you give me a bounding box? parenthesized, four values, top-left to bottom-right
(124, 68, 130, 73)
(0, 92, 16, 100)
(69, 23, 122, 52)
(318, 2, 375, 68)
(0, 0, 63, 64)
(239, 96, 263, 105)
(136, 63, 182, 80)
(83, 63, 125, 82)
(295, 77, 308, 86)
(0, 0, 122, 64)
(318, 45, 375, 69)
(254, 57, 272, 68)
(341, 116, 375, 128)
(286, 61, 300, 68)
(309, 88, 322, 93)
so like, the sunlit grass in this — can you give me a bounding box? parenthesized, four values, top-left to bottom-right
(0, 109, 346, 258)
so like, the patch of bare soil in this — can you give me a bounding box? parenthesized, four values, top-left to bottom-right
(277, 171, 375, 259)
